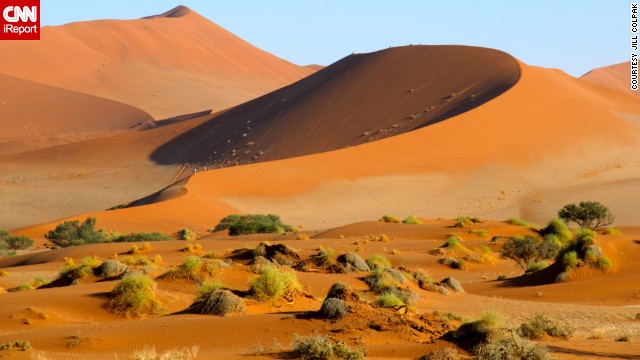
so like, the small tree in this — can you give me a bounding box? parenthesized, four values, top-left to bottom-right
(502, 235, 559, 271)
(1, 236, 34, 250)
(558, 201, 614, 230)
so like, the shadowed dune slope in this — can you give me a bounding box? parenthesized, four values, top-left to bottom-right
(0, 6, 314, 118)
(151, 45, 521, 166)
(0, 73, 153, 138)
(581, 61, 637, 95)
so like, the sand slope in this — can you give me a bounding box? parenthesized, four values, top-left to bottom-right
(581, 61, 637, 95)
(0, 6, 314, 118)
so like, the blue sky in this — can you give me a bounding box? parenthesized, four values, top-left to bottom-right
(41, 1, 627, 77)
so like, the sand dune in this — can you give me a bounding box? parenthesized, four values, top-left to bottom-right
(581, 61, 637, 95)
(0, 6, 314, 118)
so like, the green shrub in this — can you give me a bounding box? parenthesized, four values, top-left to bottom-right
(380, 214, 401, 223)
(326, 282, 352, 301)
(250, 264, 302, 301)
(561, 251, 579, 270)
(291, 334, 364, 360)
(615, 334, 631, 342)
(213, 214, 294, 235)
(403, 215, 423, 224)
(558, 201, 615, 230)
(114, 232, 169, 243)
(313, 248, 336, 268)
(0, 235, 33, 250)
(525, 262, 548, 273)
(320, 298, 349, 319)
(0, 340, 31, 351)
(376, 292, 405, 307)
(365, 254, 392, 270)
(470, 229, 489, 238)
(104, 274, 165, 318)
(475, 332, 551, 360)
(178, 228, 197, 240)
(540, 218, 573, 244)
(444, 235, 462, 249)
(419, 348, 460, 360)
(506, 217, 536, 227)
(46, 217, 107, 247)
(603, 227, 622, 235)
(596, 256, 612, 270)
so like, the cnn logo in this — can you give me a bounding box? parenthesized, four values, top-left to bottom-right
(1, 0, 40, 40)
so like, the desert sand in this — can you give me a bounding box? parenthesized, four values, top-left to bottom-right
(581, 61, 637, 96)
(1, 4, 639, 360)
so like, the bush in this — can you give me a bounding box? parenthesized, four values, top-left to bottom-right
(0, 340, 31, 351)
(291, 334, 364, 360)
(366, 254, 392, 270)
(440, 277, 464, 293)
(518, 314, 574, 340)
(213, 214, 294, 235)
(603, 227, 622, 235)
(114, 232, 169, 243)
(376, 291, 405, 307)
(470, 229, 489, 238)
(419, 348, 460, 360)
(539, 218, 573, 244)
(178, 228, 197, 240)
(326, 282, 351, 300)
(104, 274, 165, 318)
(525, 262, 548, 273)
(501, 235, 559, 271)
(380, 214, 401, 223)
(444, 235, 462, 249)
(558, 201, 615, 230)
(0, 235, 33, 250)
(97, 260, 128, 279)
(506, 218, 536, 227)
(313, 248, 336, 268)
(130, 346, 199, 360)
(297, 233, 311, 240)
(320, 298, 349, 319)
(250, 264, 302, 301)
(438, 257, 467, 270)
(403, 215, 423, 224)
(334, 253, 370, 273)
(561, 251, 579, 270)
(46, 217, 107, 247)
(195, 289, 245, 316)
(475, 332, 552, 360)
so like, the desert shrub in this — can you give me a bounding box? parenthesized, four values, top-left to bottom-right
(250, 264, 302, 301)
(130, 346, 199, 360)
(366, 254, 392, 270)
(380, 214, 401, 223)
(403, 215, 423, 224)
(313, 248, 336, 268)
(319, 298, 349, 319)
(291, 334, 364, 360)
(616, 334, 631, 342)
(603, 227, 622, 235)
(115, 232, 169, 243)
(501, 235, 559, 271)
(539, 218, 573, 244)
(326, 282, 351, 301)
(440, 277, 464, 293)
(518, 314, 574, 340)
(475, 332, 552, 360)
(178, 228, 197, 240)
(558, 201, 615, 230)
(163, 256, 226, 282)
(334, 253, 370, 273)
(525, 262, 548, 274)
(195, 289, 245, 316)
(296, 233, 311, 240)
(97, 260, 128, 279)
(413, 270, 435, 287)
(213, 214, 294, 235)
(104, 274, 165, 318)
(419, 348, 460, 360)
(595, 256, 612, 270)
(561, 251, 579, 270)
(365, 267, 405, 293)
(376, 291, 405, 307)
(438, 257, 467, 270)
(443, 235, 463, 249)
(0, 235, 33, 250)
(46, 217, 107, 247)
(0, 340, 31, 351)
(506, 218, 536, 228)
(0, 270, 8, 277)
(471, 229, 490, 238)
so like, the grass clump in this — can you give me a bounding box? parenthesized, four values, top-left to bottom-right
(403, 215, 423, 224)
(539, 218, 573, 244)
(443, 235, 463, 250)
(376, 292, 405, 308)
(178, 228, 197, 240)
(291, 334, 364, 360)
(0, 340, 31, 351)
(475, 333, 552, 360)
(366, 254, 392, 270)
(603, 227, 622, 235)
(319, 298, 349, 319)
(213, 214, 294, 235)
(506, 217, 536, 228)
(115, 232, 169, 243)
(419, 348, 460, 360)
(470, 229, 489, 238)
(130, 346, 199, 360)
(615, 334, 631, 342)
(194, 288, 245, 316)
(104, 274, 165, 318)
(312, 248, 336, 268)
(518, 314, 574, 340)
(379, 214, 401, 223)
(296, 233, 311, 240)
(250, 264, 302, 301)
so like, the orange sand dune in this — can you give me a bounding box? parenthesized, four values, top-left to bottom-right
(580, 61, 637, 95)
(0, 73, 154, 154)
(0, 6, 314, 118)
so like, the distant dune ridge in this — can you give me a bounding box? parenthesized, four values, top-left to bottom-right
(0, 5, 314, 118)
(581, 61, 637, 95)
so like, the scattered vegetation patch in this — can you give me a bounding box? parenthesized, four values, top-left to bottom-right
(10, 276, 48, 292)
(438, 257, 467, 270)
(418, 348, 460, 360)
(403, 215, 423, 224)
(440, 277, 464, 293)
(365, 254, 392, 270)
(104, 274, 165, 318)
(615, 334, 631, 342)
(291, 334, 364, 360)
(329, 253, 370, 273)
(376, 292, 405, 308)
(46, 217, 169, 247)
(0, 340, 31, 351)
(58, 256, 103, 283)
(213, 214, 294, 235)
(319, 298, 349, 319)
(379, 214, 401, 223)
(470, 229, 489, 238)
(0, 234, 34, 250)
(296, 233, 311, 240)
(311, 248, 336, 268)
(506, 217, 536, 228)
(525, 262, 549, 274)
(555, 228, 612, 278)
(603, 227, 622, 235)
(518, 314, 574, 340)
(539, 217, 573, 244)
(162, 256, 228, 282)
(130, 346, 199, 360)
(453, 216, 481, 228)
(192, 288, 245, 316)
(250, 264, 302, 302)
(252, 242, 301, 266)
(501, 235, 559, 272)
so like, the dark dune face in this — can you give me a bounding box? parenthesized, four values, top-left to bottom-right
(151, 45, 521, 168)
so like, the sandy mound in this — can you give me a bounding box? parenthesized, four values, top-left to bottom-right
(0, 6, 314, 118)
(581, 61, 637, 95)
